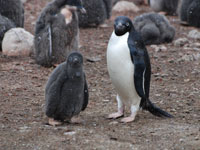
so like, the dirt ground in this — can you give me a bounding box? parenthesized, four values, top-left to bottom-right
(0, 0, 200, 150)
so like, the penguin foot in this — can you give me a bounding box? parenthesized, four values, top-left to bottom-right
(158, 11, 167, 15)
(48, 118, 63, 126)
(120, 115, 136, 123)
(107, 112, 124, 119)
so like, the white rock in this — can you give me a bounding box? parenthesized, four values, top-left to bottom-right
(150, 45, 167, 52)
(188, 30, 200, 40)
(2, 28, 34, 56)
(21, 0, 27, 3)
(174, 38, 188, 47)
(113, 1, 140, 12)
(63, 131, 76, 136)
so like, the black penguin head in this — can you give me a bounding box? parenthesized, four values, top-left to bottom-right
(114, 16, 134, 36)
(67, 52, 83, 68)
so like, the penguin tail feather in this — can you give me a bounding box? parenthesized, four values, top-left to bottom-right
(141, 98, 173, 118)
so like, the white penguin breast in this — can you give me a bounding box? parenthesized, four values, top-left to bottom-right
(107, 32, 140, 105)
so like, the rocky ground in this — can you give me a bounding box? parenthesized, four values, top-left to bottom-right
(0, 0, 200, 150)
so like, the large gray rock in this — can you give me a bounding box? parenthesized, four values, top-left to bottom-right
(113, 1, 140, 12)
(2, 28, 34, 56)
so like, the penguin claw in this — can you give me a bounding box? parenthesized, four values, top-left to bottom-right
(48, 118, 62, 126)
(120, 116, 136, 123)
(107, 112, 124, 119)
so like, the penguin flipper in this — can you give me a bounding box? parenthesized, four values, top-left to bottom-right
(130, 46, 173, 118)
(129, 45, 146, 99)
(82, 74, 89, 111)
(45, 63, 68, 117)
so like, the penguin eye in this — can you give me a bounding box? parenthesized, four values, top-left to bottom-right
(126, 23, 129, 27)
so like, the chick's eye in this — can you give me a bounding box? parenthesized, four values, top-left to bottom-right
(126, 23, 129, 27)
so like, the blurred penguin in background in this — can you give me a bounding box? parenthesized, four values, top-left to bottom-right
(34, 0, 86, 67)
(0, 15, 16, 51)
(0, 0, 24, 51)
(179, 0, 200, 28)
(133, 12, 175, 45)
(0, 0, 24, 27)
(77, 0, 112, 27)
(149, 0, 179, 15)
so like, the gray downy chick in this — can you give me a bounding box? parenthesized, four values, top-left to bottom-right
(45, 51, 89, 126)
(77, 0, 112, 27)
(133, 12, 175, 45)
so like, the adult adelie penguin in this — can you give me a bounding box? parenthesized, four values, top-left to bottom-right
(107, 16, 173, 123)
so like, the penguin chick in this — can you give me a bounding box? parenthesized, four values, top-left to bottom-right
(0, 0, 24, 27)
(34, 0, 85, 67)
(179, 0, 200, 28)
(45, 52, 89, 126)
(133, 12, 175, 45)
(0, 15, 16, 51)
(107, 16, 173, 123)
(149, 0, 179, 15)
(77, 0, 112, 27)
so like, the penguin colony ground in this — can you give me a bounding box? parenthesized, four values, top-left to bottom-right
(45, 52, 88, 126)
(179, 0, 200, 28)
(133, 12, 175, 45)
(34, 0, 85, 67)
(77, 0, 112, 27)
(0, 0, 24, 51)
(107, 16, 173, 123)
(149, 0, 179, 15)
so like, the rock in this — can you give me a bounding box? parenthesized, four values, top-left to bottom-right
(193, 53, 200, 60)
(180, 53, 200, 61)
(21, 0, 27, 3)
(2, 28, 34, 56)
(188, 30, 200, 40)
(174, 38, 188, 47)
(113, 1, 140, 12)
(190, 42, 200, 48)
(150, 45, 167, 52)
(63, 131, 76, 136)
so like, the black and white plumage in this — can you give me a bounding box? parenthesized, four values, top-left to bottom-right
(179, 0, 200, 28)
(45, 52, 89, 126)
(77, 0, 112, 27)
(0, 15, 15, 51)
(149, 0, 179, 15)
(107, 16, 173, 123)
(34, 0, 85, 67)
(0, 0, 24, 27)
(133, 13, 175, 45)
